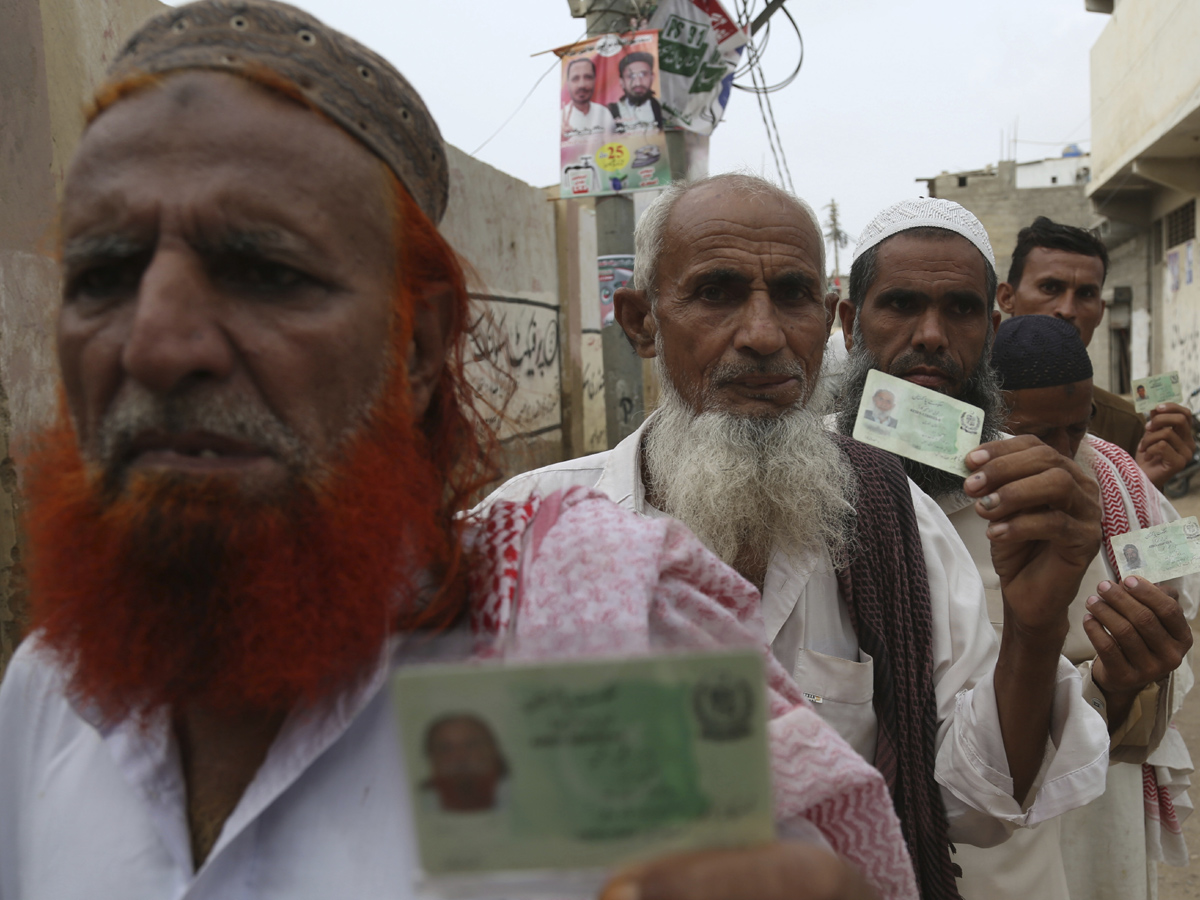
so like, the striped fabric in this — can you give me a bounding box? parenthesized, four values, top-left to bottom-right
(1085, 435, 1186, 858)
(832, 435, 961, 900)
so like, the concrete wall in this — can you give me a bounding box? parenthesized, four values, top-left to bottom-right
(1088, 0, 1200, 405)
(0, 0, 168, 676)
(440, 146, 565, 482)
(1089, 0, 1200, 190)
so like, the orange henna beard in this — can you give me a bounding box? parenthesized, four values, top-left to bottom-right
(23, 380, 452, 723)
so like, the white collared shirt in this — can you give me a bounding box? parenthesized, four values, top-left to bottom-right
(0, 638, 427, 900)
(562, 102, 615, 139)
(478, 416, 1111, 846)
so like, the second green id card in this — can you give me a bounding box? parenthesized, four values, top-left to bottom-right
(391, 649, 774, 877)
(852, 369, 985, 476)
(1111, 516, 1200, 582)
(1132, 372, 1183, 414)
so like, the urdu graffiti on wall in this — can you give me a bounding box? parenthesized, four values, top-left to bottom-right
(466, 299, 562, 441)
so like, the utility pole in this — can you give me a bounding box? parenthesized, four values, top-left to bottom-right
(824, 198, 850, 284)
(587, 1, 645, 449)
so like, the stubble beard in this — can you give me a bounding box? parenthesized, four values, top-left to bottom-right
(834, 315, 1007, 500)
(643, 349, 857, 582)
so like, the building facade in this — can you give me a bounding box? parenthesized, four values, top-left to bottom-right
(1086, 0, 1200, 403)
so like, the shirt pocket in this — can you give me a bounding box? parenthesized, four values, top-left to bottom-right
(792, 648, 877, 763)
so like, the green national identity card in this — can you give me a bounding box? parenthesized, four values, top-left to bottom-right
(1110, 516, 1200, 582)
(390, 649, 775, 877)
(852, 369, 985, 476)
(1131, 372, 1183, 415)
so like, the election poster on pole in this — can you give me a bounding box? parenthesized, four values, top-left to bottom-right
(558, 31, 672, 198)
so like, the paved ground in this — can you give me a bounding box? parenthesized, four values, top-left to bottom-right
(1158, 488, 1200, 899)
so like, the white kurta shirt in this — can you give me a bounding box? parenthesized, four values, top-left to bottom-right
(478, 416, 1110, 846)
(562, 102, 615, 139)
(0, 638, 425, 900)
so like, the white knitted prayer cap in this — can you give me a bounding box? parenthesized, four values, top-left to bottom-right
(852, 197, 996, 269)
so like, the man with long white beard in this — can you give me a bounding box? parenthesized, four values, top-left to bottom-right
(0, 4, 921, 899)
(480, 174, 1109, 900)
(834, 198, 1175, 898)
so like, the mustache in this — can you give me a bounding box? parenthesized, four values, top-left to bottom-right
(93, 384, 310, 479)
(886, 350, 963, 384)
(709, 358, 808, 386)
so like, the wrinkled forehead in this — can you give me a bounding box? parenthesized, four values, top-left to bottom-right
(63, 71, 393, 251)
(873, 230, 990, 291)
(662, 184, 823, 277)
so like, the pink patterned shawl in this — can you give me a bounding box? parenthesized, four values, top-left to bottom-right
(462, 486, 919, 900)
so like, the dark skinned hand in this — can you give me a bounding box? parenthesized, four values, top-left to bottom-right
(1136, 403, 1194, 490)
(964, 435, 1103, 634)
(598, 843, 878, 900)
(1084, 574, 1193, 698)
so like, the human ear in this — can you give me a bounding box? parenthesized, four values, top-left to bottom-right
(836, 299, 857, 352)
(614, 287, 657, 359)
(996, 281, 1017, 316)
(823, 291, 839, 333)
(406, 282, 453, 419)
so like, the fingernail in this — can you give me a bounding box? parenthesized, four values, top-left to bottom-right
(988, 522, 1008, 538)
(966, 472, 986, 488)
(1125, 576, 1139, 588)
(1086, 595, 1099, 607)
(1098, 581, 1112, 592)
(968, 449, 990, 466)
(979, 492, 1000, 510)
(1157, 404, 1168, 412)
(1084, 612, 1094, 622)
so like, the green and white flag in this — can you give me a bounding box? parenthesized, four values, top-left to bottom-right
(647, 0, 747, 135)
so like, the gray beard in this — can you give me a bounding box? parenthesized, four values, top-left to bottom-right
(643, 359, 857, 577)
(834, 317, 1007, 500)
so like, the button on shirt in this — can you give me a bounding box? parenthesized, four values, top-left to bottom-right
(478, 416, 1110, 846)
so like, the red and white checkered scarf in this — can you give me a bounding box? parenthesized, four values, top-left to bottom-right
(462, 486, 920, 899)
(1085, 435, 1186, 861)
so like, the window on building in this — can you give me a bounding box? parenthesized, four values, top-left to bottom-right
(957, 176, 967, 188)
(1051, 176, 1058, 184)
(1165, 200, 1196, 249)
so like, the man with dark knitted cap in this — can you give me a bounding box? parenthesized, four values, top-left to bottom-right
(0, 2, 916, 898)
(951, 314, 1196, 900)
(997, 216, 1194, 490)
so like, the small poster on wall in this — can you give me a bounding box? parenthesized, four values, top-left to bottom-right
(598, 254, 634, 326)
(558, 31, 672, 198)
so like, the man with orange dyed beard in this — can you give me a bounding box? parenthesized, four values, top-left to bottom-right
(0, 3, 918, 899)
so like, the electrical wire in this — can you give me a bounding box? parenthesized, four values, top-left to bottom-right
(733, 3, 804, 94)
(735, 0, 796, 192)
(470, 26, 590, 157)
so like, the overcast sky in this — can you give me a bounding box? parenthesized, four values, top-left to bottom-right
(166, 0, 1111, 272)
